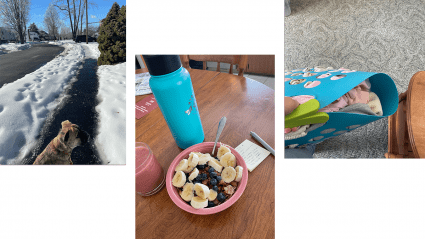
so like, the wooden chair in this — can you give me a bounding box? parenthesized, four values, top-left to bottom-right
(136, 55, 149, 74)
(385, 71, 425, 158)
(180, 55, 248, 76)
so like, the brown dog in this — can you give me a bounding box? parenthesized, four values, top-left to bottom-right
(33, 120, 89, 165)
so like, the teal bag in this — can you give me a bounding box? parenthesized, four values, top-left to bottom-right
(285, 67, 398, 148)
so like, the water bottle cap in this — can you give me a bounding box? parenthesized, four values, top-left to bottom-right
(142, 55, 182, 76)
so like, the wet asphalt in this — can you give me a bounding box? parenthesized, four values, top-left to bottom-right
(0, 43, 64, 88)
(26, 57, 102, 164)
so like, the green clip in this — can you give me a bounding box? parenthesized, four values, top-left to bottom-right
(285, 99, 329, 128)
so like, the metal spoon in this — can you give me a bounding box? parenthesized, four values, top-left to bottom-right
(212, 116, 227, 155)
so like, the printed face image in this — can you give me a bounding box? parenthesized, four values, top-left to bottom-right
(290, 78, 306, 85)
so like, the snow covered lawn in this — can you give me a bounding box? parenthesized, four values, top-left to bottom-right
(85, 43, 126, 164)
(0, 41, 126, 164)
(95, 63, 126, 164)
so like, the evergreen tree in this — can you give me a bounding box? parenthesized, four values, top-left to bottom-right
(28, 23, 40, 34)
(116, 5, 126, 59)
(97, 2, 126, 65)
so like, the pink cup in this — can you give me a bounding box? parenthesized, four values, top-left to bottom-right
(136, 142, 165, 196)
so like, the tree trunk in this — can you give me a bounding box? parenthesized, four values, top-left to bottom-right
(72, 0, 77, 38)
(18, 27, 24, 44)
(78, 0, 83, 35)
(66, 0, 75, 39)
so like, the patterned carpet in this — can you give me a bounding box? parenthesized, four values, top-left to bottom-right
(285, 0, 425, 158)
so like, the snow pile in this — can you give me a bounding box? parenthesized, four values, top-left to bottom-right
(48, 40, 75, 46)
(84, 43, 126, 164)
(84, 43, 101, 58)
(0, 43, 85, 164)
(0, 42, 36, 54)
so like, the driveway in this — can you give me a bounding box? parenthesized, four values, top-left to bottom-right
(0, 43, 64, 88)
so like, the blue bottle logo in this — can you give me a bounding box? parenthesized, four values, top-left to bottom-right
(185, 94, 197, 115)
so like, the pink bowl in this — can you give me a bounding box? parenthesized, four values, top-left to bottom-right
(166, 142, 248, 215)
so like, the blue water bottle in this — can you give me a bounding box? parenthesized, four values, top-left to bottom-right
(143, 55, 205, 149)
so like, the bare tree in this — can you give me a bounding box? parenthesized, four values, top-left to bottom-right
(44, 4, 60, 40)
(79, 2, 84, 35)
(60, 25, 71, 39)
(53, 0, 95, 40)
(52, 0, 81, 40)
(82, 24, 98, 37)
(0, 0, 31, 44)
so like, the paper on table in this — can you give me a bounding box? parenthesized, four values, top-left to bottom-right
(136, 72, 152, 96)
(235, 139, 271, 172)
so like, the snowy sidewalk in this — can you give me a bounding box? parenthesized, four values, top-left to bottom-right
(0, 41, 126, 165)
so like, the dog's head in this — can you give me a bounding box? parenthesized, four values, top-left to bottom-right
(57, 120, 90, 150)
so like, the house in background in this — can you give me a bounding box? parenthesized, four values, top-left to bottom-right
(26, 31, 40, 42)
(0, 27, 17, 44)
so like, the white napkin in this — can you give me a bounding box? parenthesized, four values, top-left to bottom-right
(136, 72, 152, 96)
(235, 139, 271, 172)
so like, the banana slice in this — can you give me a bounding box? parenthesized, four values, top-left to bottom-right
(188, 152, 202, 162)
(208, 158, 223, 172)
(234, 165, 243, 182)
(188, 168, 199, 181)
(190, 196, 208, 209)
(194, 183, 210, 200)
(188, 153, 199, 167)
(175, 159, 189, 172)
(180, 182, 195, 202)
(217, 145, 231, 159)
(183, 163, 196, 174)
(208, 189, 217, 201)
(222, 166, 236, 183)
(183, 155, 197, 173)
(220, 152, 236, 168)
(172, 171, 186, 188)
(198, 153, 212, 165)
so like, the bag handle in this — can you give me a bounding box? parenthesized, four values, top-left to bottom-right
(285, 99, 329, 128)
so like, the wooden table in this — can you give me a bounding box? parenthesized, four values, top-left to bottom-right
(136, 68, 148, 74)
(386, 71, 425, 158)
(135, 69, 275, 238)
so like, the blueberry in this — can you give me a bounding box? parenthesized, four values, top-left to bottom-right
(210, 178, 217, 186)
(195, 175, 202, 181)
(200, 173, 207, 180)
(209, 172, 217, 178)
(212, 185, 218, 192)
(216, 176, 222, 182)
(193, 180, 201, 184)
(197, 165, 205, 170)
(208, 201, 215, 208)
(217, 193, 226, 202)
(208, 167, 215, 173)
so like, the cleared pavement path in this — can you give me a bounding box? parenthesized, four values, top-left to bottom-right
(25, 56, 102, 164)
